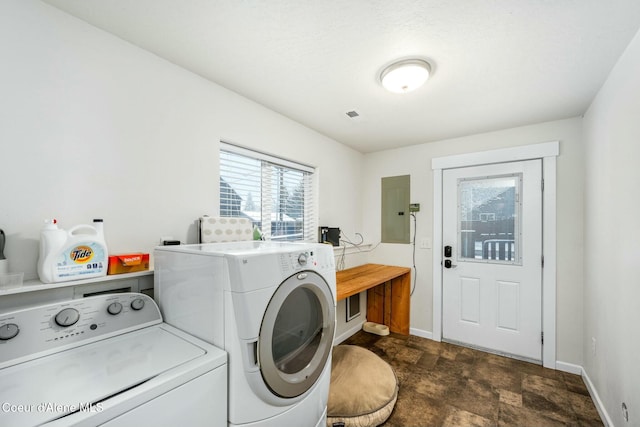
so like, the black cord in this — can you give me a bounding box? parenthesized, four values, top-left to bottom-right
(410, 212, 417, 296)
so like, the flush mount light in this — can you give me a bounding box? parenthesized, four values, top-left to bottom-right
(380, 59, 431, 94)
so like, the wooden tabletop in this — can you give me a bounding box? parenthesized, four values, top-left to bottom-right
(336, 263, 412, 300)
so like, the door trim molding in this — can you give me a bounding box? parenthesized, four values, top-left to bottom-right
(432, 141, 559, 369)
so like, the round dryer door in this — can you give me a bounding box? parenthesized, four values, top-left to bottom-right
(258, 270, 336, 398)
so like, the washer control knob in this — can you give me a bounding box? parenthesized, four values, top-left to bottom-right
(0, 323, 19, 341)
(107, 302, 123, 315)
(298, 253, 308, 266)
(131, 298, 145, 311)
(55, 308, 80, 327)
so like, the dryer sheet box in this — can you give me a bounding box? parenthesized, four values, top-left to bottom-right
(107, 253, 150, 275)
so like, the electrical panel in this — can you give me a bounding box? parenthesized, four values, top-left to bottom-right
(381, 175, 410, 243)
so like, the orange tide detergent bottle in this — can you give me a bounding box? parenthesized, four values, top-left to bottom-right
(37, 218, 108, 283)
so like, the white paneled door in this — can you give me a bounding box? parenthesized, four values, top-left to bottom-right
(442, 160, 542, 361)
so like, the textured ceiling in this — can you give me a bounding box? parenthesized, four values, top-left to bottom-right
(43, 0, 640, 153)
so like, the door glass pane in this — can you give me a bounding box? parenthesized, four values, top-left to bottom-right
(272, 287, 322, 373)
(458, 173, 522, 264)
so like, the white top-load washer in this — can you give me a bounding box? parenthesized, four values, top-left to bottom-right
(154, 241, 336, 427)
(0, 292, 227, 427)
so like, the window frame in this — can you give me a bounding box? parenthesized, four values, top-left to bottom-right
(219, 141, 316, 242)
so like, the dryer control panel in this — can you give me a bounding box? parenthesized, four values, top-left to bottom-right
(0, 293, 161, 369)
(278, 245, 335, 277)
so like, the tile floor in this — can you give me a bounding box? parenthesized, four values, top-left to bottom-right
(342, 331, 603, 427)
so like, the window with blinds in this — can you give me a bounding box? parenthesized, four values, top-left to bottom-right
(219, 142, 316, 241)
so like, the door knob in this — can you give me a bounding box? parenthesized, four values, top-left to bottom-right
(443, 259, 457, 269)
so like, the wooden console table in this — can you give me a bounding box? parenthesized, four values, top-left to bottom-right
(336, 263, 411, 335)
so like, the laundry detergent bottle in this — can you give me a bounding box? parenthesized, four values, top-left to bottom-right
(37, 218, 108, 283)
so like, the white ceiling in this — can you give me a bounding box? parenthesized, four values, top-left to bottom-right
(43, 0, 640, 153)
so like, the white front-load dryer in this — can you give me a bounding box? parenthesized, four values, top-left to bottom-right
(155, 241, 336, 427)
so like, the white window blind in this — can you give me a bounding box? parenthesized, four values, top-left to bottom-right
(219, 142, 316, 241)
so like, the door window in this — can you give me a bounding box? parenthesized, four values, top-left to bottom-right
(457, 173, 522, 264)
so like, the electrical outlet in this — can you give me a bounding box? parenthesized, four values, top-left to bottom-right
(409, 203, 420, 212)
(591, 337, 596, 356)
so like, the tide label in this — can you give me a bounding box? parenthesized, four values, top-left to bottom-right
(70, 245, 94, 264)
(55, 242, 106, 278)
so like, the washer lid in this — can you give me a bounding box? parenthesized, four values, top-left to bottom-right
(0, 326, 206, 427)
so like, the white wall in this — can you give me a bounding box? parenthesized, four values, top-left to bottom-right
(582, 28, 640, 426)
(0, 0, 363, 285)
(363, 117, 585, 364)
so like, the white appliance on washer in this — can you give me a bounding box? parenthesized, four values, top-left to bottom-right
(154, 241, 336, 427)
(0, 292, 227, 427)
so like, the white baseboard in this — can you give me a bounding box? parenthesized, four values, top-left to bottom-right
(555, 361, 612, 426)
(333, 321, 364, 345)
(556, 361, 612, 427)
(582, 367, 613, 427)
(409, 328, 433, 340)
(555, 360, 582, 375)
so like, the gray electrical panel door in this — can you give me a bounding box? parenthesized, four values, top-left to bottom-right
(381, 175, 410, 243)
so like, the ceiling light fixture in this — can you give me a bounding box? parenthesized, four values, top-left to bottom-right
(380, 59, 431, 94)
